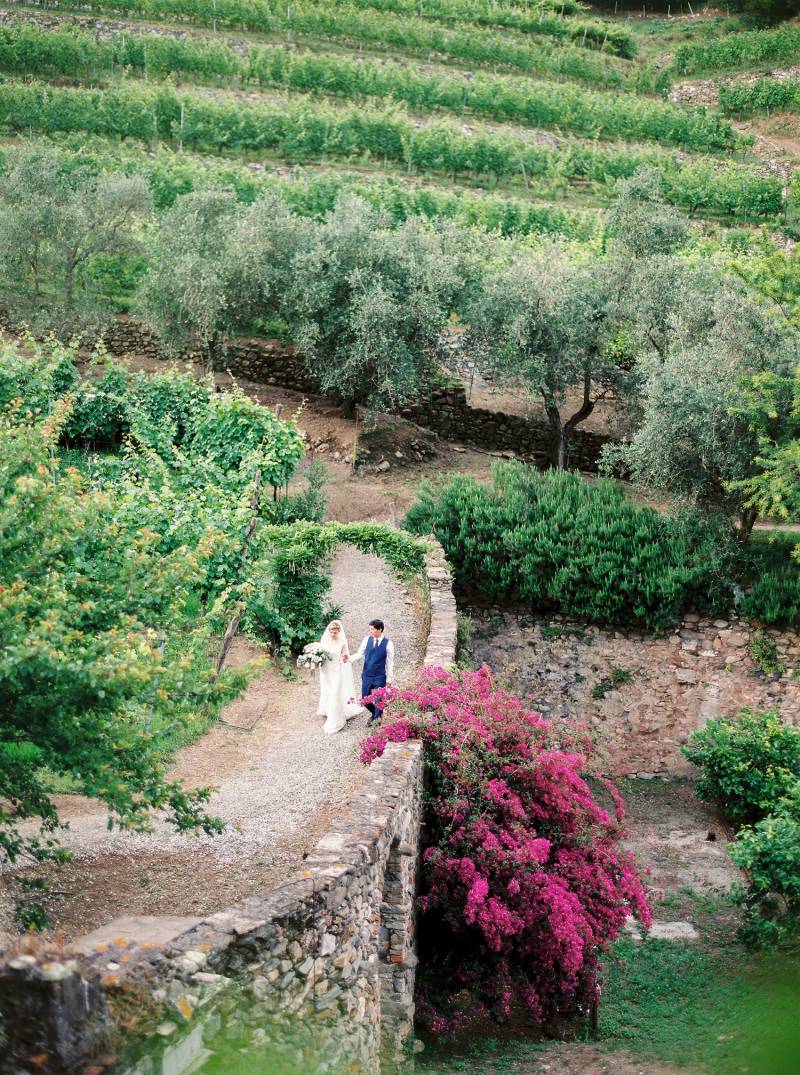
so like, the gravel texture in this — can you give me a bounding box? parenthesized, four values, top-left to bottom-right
(0, 546, 425, 940)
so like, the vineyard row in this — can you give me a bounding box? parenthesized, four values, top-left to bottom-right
(0, 81, 784, 219)
(0, 23, 740, 151)
(675, 22, 800, 77)
(4, 0, 648, 91)
(719, 76, 800, 119)
(239, 0, 637, 58)
(4, 136, 605, 240)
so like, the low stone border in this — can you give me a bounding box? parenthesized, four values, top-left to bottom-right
(423, 540, 457, 669)
(0, 540, 458, 1075)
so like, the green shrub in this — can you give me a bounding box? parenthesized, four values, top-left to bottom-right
(403, 464, 739, 630)
(729, 781, 800, 949)
(739, 567, 800, 626)
(592, 665, 633, 698)
(62, 361, 130, 448)
(187, 389, 304, 491)
(683, 710, 800, 826)
(748, 630, 786, 675)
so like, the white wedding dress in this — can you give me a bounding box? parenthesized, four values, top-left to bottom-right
(317, 623, 363, 735)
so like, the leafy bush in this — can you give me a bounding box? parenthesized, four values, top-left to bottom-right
(739, 566, 800, 626)
(0, 342, 304, 490)
(187, 390, 304, 490)
(62, 360, 130, 448)
(683, 710, 800, 826)
(0, 398, 246, 924)
(747, 630, 786, 675)
(361, 666, 651, 1028)
(404, 465, 740, 630)
(729, 782, 800, 949)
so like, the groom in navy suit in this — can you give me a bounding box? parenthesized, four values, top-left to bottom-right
(348, 619, 394, 726)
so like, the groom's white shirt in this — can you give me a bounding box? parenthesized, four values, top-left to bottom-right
(351, 635, 395, 683)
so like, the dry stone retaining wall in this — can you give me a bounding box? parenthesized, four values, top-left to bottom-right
(0, 543, 457, 1075)
(468, 608, 800, 776)
(42, 315, 610, 469)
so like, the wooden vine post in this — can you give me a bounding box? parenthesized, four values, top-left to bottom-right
(215, 469, 262, 675)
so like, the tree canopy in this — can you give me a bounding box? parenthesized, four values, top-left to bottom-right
(0, 142, 151, 331)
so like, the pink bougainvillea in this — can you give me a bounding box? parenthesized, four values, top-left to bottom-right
(360, 665, 651, 1029)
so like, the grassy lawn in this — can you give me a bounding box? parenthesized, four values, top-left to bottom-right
(601, 936, 800, 1075)
(418, 932, 800, 1075)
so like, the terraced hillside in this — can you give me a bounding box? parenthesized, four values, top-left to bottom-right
(0, 0, 798, 253)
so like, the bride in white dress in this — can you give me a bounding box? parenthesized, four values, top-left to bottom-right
(317, 620, 363, 734)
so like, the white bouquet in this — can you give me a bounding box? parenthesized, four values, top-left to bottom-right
(296, 642, 333, 670)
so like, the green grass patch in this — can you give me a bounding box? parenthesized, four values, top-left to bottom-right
(601, 937, 800, 1074)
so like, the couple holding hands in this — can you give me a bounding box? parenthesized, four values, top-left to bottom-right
(316, 618, 394, 735)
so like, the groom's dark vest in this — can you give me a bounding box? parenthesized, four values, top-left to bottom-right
(362, 635, 389, 687)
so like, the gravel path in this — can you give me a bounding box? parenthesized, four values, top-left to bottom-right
(0, 546, 425, 940)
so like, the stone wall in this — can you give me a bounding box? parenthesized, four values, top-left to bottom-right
(468, 608, 800, 777)
(0, 542, 457, 1075)
(28, 314, 609, 470)
(399, 386, 610, 471)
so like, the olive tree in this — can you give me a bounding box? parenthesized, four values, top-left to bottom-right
(139, 188, 315, 368)
(289, 195, 472, 414)
(603, 284, 797, 538)
(465, 169, 698, 469)
(0, 142, 151, 327)
(466, 245, 635, 468)
(606, 167, 690, 260)
(138, 187, 241, 368)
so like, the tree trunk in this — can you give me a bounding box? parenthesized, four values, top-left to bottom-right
(737, 507, 758, 544)
(544, 401, 565, 469)
(206, 330, 222, 373)
(64, 261, 75, 312)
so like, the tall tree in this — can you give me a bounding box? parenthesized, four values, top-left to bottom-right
(465, 169, 696, 469)
(603, 284, 797, 538)
(0, 142, 150, 329)
(290, 195, 472, 413)
(139, 188, 314, 368)
(138, 187, 240, 368)
(466, 245, 634, 468)
(0, 402, 234, 924)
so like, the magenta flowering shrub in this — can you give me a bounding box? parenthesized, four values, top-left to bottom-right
(361, 666, 651, 1029)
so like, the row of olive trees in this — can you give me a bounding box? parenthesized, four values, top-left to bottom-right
(142, 165, 800, 536)
(1, 144, 798, 534)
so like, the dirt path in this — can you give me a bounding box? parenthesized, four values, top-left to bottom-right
(0, 545, 426, 943)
